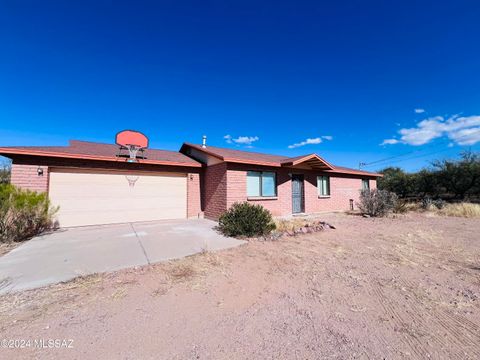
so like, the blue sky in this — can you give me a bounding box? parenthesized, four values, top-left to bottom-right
(1, 0, 479, 171)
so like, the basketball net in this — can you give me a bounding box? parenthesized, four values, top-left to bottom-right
(124, 145, 141, 187)
(126, 145, 140, 163)
(125, 175, 139, 188)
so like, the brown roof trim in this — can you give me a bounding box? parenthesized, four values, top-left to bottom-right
(281, 153, 334, 169)
(326, 168, 383, 177)
(181, 142, 381, 176)
(181, 143, 282, 167)
(0, 147, 202, 168)
(223, 158, 281, 167)
(182, 143, 224, 159)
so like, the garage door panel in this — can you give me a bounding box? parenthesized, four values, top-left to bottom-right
(49, 170, 187, 227)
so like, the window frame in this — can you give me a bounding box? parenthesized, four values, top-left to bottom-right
(247, 171, 277, 198)
(362, 179, 370, 190)
(317, 175, 331, 197)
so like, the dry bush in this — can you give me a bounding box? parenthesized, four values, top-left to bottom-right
(357, 189, 398, 217)
(275, 218, 310, 233)
(436, 203, 480, 218)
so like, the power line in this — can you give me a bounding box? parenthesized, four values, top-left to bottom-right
(360, 129, 480, 169)
(364, 147, 454, 168)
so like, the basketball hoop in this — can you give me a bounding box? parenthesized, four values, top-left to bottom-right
(115, 130, 149, 163)
(125, 145, 141, 163)
(125, 175, 139, 187)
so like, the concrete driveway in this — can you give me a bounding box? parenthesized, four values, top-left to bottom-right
(0, 219, 245, 294)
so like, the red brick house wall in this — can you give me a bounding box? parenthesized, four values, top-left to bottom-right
(187, 172, 202, 218)
(8, 154, 379, 221)
(203, 162, 228, 219)
(227, 164, 292, 216)
(11, 164, 50, 193)
(303, 172, 376, 213)
(201, 162, 378, 219)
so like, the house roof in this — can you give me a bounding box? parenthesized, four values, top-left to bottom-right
(181, 142, 382, 177)
(0, 140, 202, 168)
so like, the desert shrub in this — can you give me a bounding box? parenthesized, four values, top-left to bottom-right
(218, 202, 276, 237)
(357, 189, 398, 217)
(435, 203, 480, 218)
(0, 184, 58, 243)
(433, 199, 446, 209)
(420, 197, 446, 210)
(421, 197, 434, 210)
(393, 199, 409, 214)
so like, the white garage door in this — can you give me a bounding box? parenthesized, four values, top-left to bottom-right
(49, 168, 187, 227)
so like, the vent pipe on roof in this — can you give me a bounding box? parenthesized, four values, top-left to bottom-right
(202, 135, 207, 148)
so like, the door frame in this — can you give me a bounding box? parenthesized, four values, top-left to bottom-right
(291, 174, 305, 214)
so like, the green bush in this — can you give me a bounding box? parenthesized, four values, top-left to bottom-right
(0, 184, 58, 243)
(357, 189, 398, 217)
(218, 202, 276, 237)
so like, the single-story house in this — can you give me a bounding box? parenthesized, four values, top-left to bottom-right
(0, 137, 381, 227)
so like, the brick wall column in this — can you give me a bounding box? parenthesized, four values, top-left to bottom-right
(187, 172, 202, 218)
(10, 164, 49, 193)
(203, 163, 228, 219)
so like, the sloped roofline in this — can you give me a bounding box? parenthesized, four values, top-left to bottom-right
(280, 153, 335, 169)
(181, 143, 382, 177)
(0, 145, 202, 168)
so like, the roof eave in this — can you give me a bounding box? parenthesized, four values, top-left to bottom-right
(326, 168, 383, 177)
(0, 148, 202, 168)
(223, 158, 281, 167)
(281, 154, 335, 170)
(180, 143, 225, 160)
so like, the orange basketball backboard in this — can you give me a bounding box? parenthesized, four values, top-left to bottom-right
(115, 130, 149, 149)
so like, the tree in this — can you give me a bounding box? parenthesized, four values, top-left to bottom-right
(432, 151, 480, 199)
(412, 169, 441, 198)
(377, 151, 480, 200)
(378, 167, 415, 198)
(0, 161, 10, 184)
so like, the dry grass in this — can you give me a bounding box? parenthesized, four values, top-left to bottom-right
(275, 218, 312, 232)
(161, 251, 226, 286)
(0, 274, 104, 331)
(165, 263, 198, 282)
(398, 201, 480, 218)
(435, 203, 480, 218)
(0, 242, 20, 257)
(0, 250, 228, 328)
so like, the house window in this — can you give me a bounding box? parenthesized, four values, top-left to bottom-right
(317, 176, 330, 196)
(247, 171, 277, 197)
(362, 179, 370, 190)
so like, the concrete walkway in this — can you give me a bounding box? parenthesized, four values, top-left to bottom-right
(0, 219, 245, 294)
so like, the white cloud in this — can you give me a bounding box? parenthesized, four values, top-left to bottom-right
(380, 139, 400, 145)
(232, 136, 259, 145)
(224, 135, 259, 146)
(414, 108, 426, 114)
(321, 135, 333, 141)
(381, 115, 480, 146)
(288, 137, 323, 149)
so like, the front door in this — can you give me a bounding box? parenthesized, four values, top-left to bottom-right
(291, 174, 305, 214)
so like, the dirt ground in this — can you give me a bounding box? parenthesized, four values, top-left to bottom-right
(0, 212, 479, 359)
